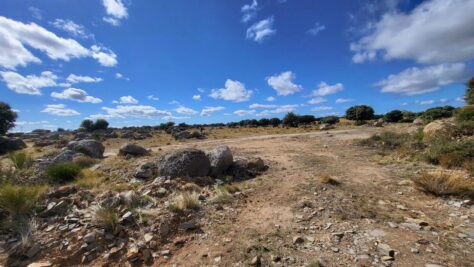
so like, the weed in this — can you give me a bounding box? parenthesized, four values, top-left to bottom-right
(46, 162, 82, 183)
(75, 169, 105, 189)
(7, 151, 33, 170)
(0, 183, 45, 221)
(93, 205, 119, 232)
(210, 185, 234, 204)
(169, 192, 201, 212)
(412, 171, 474, 198)
(359, 131, 409, 150)
(73, 155, 97, 168)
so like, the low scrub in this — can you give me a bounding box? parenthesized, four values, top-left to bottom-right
(169, 192, 201, 212)
(93, 205, 119, 232)
(8, 151, 33, 170)
(424, 139, 474, 169)
(455, 105, 474, 122)
(73, 155, 96, 168)
(210, 185, 234, 204)
(412, 171, 474, 198)
(0, 184, 45, 222)
(75, 169, 105, 189)
(359, 131, 410, 150)
(46, 163, 82, 183)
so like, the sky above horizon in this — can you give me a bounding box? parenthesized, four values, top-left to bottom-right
(1, 0, 473, 132)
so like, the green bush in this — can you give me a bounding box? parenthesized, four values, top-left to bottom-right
(46, 163, 82, 182)
(359, 131, 409, 150)
(282, 112, 299, 127)
(320, 116, 339, 125)
(80, 119, 94, 131)
(384, 110, 403, 123)
(455, 105, 474, 122)
(466, 76, 474, 105)
(345, 105, 375, 122)
(93, 119, 109, 130)
(422, 106, 455, 121)
(8, 152, 33, 170)
(0, 184, 43, 221)
(424, 139, 474, 168)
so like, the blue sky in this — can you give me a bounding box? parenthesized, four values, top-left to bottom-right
(1, 0, 472, 132)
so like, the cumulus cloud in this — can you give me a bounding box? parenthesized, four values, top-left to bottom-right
(241, 0, 258, 23)
(97, 105, 171, 118)
(246, 17, 276, 42)
(147, 95, 159, 101)
(176, 105, 198, 115)
(162, 115, 191, 121)
(41, 104, 80, 116)
(192, 94, 201, 101)
(210, 79, 253, 102)
(376, 63, 466, 95)
(102, 0, 128, 26)
(234, 109, 256, 116)
(249, 103, 277, 109)
(307, 22, 326, 36)
(308, 97, 327, 104)
(51, 88, 102, 103)
(50, 19, 93, 39)
(335, 98, 353, 104)
(311, 82, 344, 97)
(0, 16, 117, 69)
(350, 0, 474, 64)
(311, 106, 333, 111)
(419, 100, 435, 105)
(257, 104, 299, 116)
(265, 96, 276, 102)
(66, 74, 102, 84)
(113, 95, 139, 104)
(200, 106, 224, 116)
(0, 70, 57, 95)
(267, 71, 302, 96)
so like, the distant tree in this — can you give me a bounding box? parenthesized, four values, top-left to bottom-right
(80, 119, 94, 131)
(400, 111, 417, 123)
(93, 119, 109, 130)
(466, 76, 474, 105)
(282, 112, 299, 127)
(57, 128, 65, 132)
(320, 116, 340, 125)
(269, 118, 281, 127)
(345, 105, 375, 122)
(384, 110, 403, 123)
(0, 102, 17, 135)
(422, 106, 455, 121)
(259, 118, 270, 127)
(297, 115, 316, 125)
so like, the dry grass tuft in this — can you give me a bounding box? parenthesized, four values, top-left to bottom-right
(7, 151, 34, 170)
(75, 169, 105, 189)
(412, 170, 474, 198)
(73, 155, 97, 168)
(169, 192, 201, 212)
(93, 205, 119, 232)
(210, 185, 234, 204)
(0, 184, 45, 220)
(319, 175, 340, 185)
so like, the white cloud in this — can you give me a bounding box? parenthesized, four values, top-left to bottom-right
(16, 120, 49, 126)
(168, 100, 180, 105)
(234, 109, 256, 116)
(28, 7, 42, 20)
(66, 74, 102, 84)
(335, 98, 353, 104)
(311, 106, 333, 111)
(376, 63, 466, 95)
(311, 82, 344, 97)
(90, 45, 117, 67)
(197, 88, 205, 93)
(147, 95, 159, 101)
(307, 22, 326, 36)
(51, 88, 102, 103)
(41, 104, 80, 116)
(113, 95, 138, 104)
(192, 94, 201, 101)
(102, 0, 128, 26)
(308, 97, 327, 104)
(419, 100, 435, 105)
(176, 105, 198, 115)
(200, 106, 224, 116)
(350, 0, 474, 64)
(256, 104, 299, 116)
(241, 0, 258, 23)
(50, 19, 93, 39)
(265, 96, 276, 102)
(246, 17, 276, 42)
(0, 70, 57, 95)
(100, 105, 171, 118)
(249, 103, 277, 109)
(162, 115, 191, 121)
(0, 16, 117, 69)
(115, 72, 129, 80)
(267, 71, 302, 96)
(210, 79, 253, 102)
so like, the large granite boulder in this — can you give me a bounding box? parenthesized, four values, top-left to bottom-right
(206, 145, 233, 176)
(158, 148, 210, 178)
(67, 139, 104, 158)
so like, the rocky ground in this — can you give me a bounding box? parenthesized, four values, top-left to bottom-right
(1, 125, 473, 266)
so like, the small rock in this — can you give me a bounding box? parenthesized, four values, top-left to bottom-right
(160, 250, 171, 256)
(250, 256, 261, 266)
(83, 232, 96, 244)
(331, 247, 339, 253)
(293, 236, 305, 245)
(144, 233, 153, 243)
(25, 244, 41, 258)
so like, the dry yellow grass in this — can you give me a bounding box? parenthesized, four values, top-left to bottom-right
(75, 169, 105, 189)
(169, 192, 201, 212)
(412, 170, 474, 198)
(319, 175, 340, 185)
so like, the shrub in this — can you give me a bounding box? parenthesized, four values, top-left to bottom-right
(466, 76, 474, 105)
(93, 205, 119, 232)
(73, 155, 96, 168)
(422, 106, 455, 121)
(0, 102, 17, 135)
(458, 121, 474, 136)
(269, 118, 281, 127)
(46, 163, 82, 182)
(282, 112, 299, 127)
(384, 110, 403, 123)
(424, 139, 474, 167)
(412, 171, 474, 198)
(359, 131, 409, 150)
(400, 111, 418, 123)
(455, 105, 474, 122)
(0, 184, 44, 221)
(75, 169, 104, 189)
(80, 119, 94, 131)
(169, 192, 200, 212)
(210, 185, 233, 204)
(93, 119, 109, 130)
(320, 116, 339, 125)
(297, 115, 316, 125)
(345, 105, 375, 122)
(258, 118, 270, 127)
(8, 151, 33, 170)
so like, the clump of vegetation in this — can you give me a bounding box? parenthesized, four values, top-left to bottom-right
(320, 116, 339, 125)
(73, 155, 97, 168)
(424, 138, 474, 168)
(412, 171, 474, 198)
(75, 169, 105, 189)
(422, 106, 455, 122)
(0, 101, 17, 135)
(282, 112, 300, 127)
(465, 76, 474, 105)
(8, 151, 33, 170)
(319, 175, 340, 185)
(93, 205, 119, 232)
(210, 185, 234, 204)
(345, 105, 375, 123)
(384, 109, 403, 123)
(455, 105, 474, 122)
(46, 162, 82, 183)
(169, 192, 201, 212)
(359, 131, 410, 150)
(80, 119, 109, 132)
(0, 184, 44, 221)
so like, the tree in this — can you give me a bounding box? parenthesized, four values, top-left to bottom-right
(0, 102, 17, 135)
(269, 118, 281, 127)
(384, 110, 403, 123)
(297, 115, 316, 125)
(422, 106, 455, 121)
(320, 116, 339, 125)
(258, 118, 270, 127)
(93, 119, 109, 130)
(345, 105, 375, 122)
(282, 112, 299, 127)
(80, 119, 94, 131)
(466, 76, 474, 105)
(400, 111, 417, 123)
